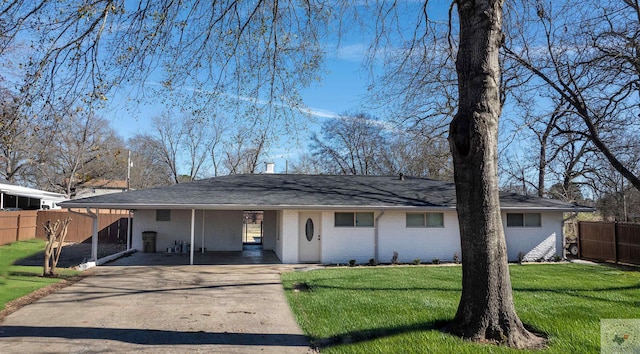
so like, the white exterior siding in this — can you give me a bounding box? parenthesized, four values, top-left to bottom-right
(378, 210, 461, 263)
(130, 207, 565, 264)
(203, 210, 243, 251)
(502, 211, 563, 261)
(131, 209, 243, 252)
(277, 209, 299, 263)
(262, 210, 277, 251)
(132, 209, 194, 252)
(320, 211, 376, 264)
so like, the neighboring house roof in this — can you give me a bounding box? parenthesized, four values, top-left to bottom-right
(59, 174, 592, 212)
(78, 179, 128, 189)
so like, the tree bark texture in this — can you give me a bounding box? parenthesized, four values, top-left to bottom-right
(448, 0, 543, 348)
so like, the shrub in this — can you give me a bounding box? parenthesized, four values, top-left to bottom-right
(348, 259, 356, 267)
(554, 255, 562, 262)
(368, 258, 378, 266)
(391, 251, 399, 265)
(431, 258, 440, 265)
(453, 252, 460, 264)
(412, 258, 421, 265)
(518, 251, 525, 264)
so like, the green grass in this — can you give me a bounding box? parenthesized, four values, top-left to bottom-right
(282, 263, 640, 353)
(0, 239, 80, 311)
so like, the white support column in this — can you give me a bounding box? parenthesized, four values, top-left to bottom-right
(85, 208, 99, 261)
(201, 210, 205, 253)
(190, 209, 195, 265)
(126, 210, 132, 250)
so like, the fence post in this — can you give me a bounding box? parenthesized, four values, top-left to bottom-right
(15, 214, 21, 241)
(613, 222, 618, 264)
(577, 221, 581, 258)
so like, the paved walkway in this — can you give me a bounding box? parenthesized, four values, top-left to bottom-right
(0, 260, 313, 353)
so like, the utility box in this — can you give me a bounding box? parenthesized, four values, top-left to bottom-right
(142, 231, 157, 253)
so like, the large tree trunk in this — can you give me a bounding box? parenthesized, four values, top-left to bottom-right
(447, 0, 544, 348)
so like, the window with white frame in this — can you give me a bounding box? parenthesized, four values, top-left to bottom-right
(334, 212, 375, 227)
(406, 212, 445, 228)
(506, 213, 541, 227)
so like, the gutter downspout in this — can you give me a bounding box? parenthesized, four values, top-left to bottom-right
(374, 210, 385, 263)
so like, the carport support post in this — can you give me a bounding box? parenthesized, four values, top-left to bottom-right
(86, 208, 99, 261)
(190, 209, 195, 265)
(126, 210, 132, 250)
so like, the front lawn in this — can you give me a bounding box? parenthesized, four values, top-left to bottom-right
(282, 263, 640, 353)
(0, 239, 80, 312)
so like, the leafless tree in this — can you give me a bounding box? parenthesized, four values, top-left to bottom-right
(503, 0, 640, 192)
(0, 89, 35, 182)
(33, 111, 124, 197)
(310, 113, 388, 175)
(127, 135, 174, 189)
(42, 217, 71, 277)
(223, 128, 268, 175)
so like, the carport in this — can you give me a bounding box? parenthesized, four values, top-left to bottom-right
(63, 206, 280, 267)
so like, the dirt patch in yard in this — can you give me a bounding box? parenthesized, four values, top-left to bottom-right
(14, 242, 126, 268)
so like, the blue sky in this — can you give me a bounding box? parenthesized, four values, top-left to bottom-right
(101, 47, 373, 173)
(96, 1, 454, 174)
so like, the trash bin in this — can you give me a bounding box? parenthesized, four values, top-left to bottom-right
(142, 231, 157, 253)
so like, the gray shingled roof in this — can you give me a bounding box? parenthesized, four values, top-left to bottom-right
(58, 174, 591, 211)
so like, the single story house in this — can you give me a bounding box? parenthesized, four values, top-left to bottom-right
(74, 179, 128, 199)
(59, 174, 591, 265)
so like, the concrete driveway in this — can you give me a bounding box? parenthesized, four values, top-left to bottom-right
(0, 260, 313, 353)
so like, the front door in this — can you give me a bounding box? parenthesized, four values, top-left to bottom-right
(299, 212, 321, 263)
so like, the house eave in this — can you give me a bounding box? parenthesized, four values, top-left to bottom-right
(58, 202, 591, 212)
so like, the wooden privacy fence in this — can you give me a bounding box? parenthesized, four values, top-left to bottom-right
(577, 221, 640, 265)
(36, 209, 130, 244)
(0, 211, 38, 245)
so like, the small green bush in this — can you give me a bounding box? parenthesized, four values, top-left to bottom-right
(348, 259, 356, 267)
(431, 258, 440, 265)
(391, 251, 399, 264)
(368, 258, 377, 266)
(453, 252, 460, 264)
(412, 258, 421, 265)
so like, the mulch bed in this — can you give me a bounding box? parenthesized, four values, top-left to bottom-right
(14, 243, 127, 268)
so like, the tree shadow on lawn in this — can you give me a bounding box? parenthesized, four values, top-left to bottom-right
(512, 283, 640, 307)
(312, 321, 561, 353)
(311, 320, 451, 349)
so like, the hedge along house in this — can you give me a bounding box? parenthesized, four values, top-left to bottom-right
(58, 174, 591, 265)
